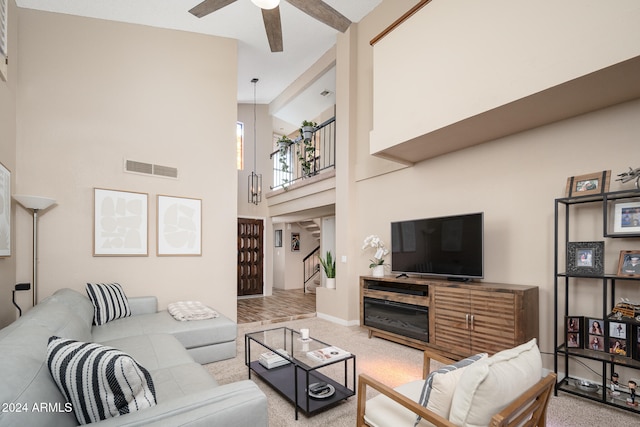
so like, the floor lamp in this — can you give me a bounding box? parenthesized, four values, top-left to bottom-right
(13, 195, 56, 307)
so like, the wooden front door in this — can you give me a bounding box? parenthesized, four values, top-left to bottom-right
(237, 218, 264, 296)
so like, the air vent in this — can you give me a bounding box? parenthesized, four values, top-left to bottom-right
(125, 159, 178, 179)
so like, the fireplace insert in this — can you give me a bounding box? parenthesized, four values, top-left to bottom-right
(363, 297, 428, 343)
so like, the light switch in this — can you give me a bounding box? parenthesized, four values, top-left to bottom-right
(341, 255, 347, 263)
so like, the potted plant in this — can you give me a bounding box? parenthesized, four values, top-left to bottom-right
(362, 235, 389, 277)
(319, 251, 336, 289)
(300, 120, 317, 141)
(277, 135, 293, 187)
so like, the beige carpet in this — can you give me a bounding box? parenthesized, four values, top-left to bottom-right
(205, 317, 639, 426)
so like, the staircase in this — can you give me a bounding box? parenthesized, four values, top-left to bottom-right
(298, 219, 320, 242)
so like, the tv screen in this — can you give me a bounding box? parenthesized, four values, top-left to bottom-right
(391, 212, 483, 280)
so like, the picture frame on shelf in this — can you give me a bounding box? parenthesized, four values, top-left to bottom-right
(587, 318, 605, 351)
(0, 161, 10, 257)
(611, 200, 640, 235)
(634, 326, 640, 362)
(566, 316, 583, 348)
(565, 170, 611, 197)
(617, 250, 640, 277)
(608, 321, 629, 357)
(94, 188, 148, 256)
(567, 241, 604, 276)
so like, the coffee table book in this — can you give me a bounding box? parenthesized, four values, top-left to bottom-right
(306, 346, 350, 363)
(259, 350, 290, 369)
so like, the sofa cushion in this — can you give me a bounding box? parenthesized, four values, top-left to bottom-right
(416, 353, 487, 424)
(47, 336, 157, 425)
(86, 282, 131, 325)
(92, 310, 237, 350)
(449, 338, 542, 427)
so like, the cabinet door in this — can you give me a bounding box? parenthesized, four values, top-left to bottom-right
(469, 289, 517, 354)
(432, 287, 472, 356)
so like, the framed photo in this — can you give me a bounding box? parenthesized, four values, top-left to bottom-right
(612, 201, 640, 235)
(586, 318, 605, 352)
(565, 170, 610, 197)
(567, 241, 604, 276)
(94, 188, 148, 256)
(291, 232, 300, 252)
(566, 316, 583, 349)
(274, 229, 282, 247)
(617, 250, 640, 277)
(634, 326, 640, 362)
(608, 321, 629, 356)
(0, 161, 10, 257)
(157, 195, 202, 256)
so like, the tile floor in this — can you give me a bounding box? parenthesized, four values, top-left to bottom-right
(237, 288, 316, 324)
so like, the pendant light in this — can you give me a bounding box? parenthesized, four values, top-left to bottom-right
(248, 78, 262, 205)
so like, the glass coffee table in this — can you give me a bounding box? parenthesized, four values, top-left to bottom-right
(245, 326, 356, 420)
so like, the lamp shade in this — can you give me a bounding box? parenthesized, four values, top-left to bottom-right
(13, 195, 56, 210)
(251, 0, 280, 10)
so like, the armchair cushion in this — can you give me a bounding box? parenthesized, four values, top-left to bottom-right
(449, 338, 541, 427)
(364, 379, 433, 427)
(417, 353, 487, 422)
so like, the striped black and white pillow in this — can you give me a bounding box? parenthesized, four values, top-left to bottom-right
(86, 282, 131, 325)
(47, 336, 157, 425)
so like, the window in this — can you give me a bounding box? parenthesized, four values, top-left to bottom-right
(236, 122, 244, 170)
(0, 0, 7, 81)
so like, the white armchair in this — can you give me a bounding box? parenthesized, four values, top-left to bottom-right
(357, 339, 555, 427)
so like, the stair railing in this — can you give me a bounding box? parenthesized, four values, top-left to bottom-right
(303, 245, 321, 294)
(271, 117, 336, 190)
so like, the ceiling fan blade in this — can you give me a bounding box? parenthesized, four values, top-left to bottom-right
(262, 6, 284, 52)
(285, 0, 351, 32)
(189, 0, 238, 18)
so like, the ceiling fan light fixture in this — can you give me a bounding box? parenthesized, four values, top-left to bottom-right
(251, 0, 280, 10)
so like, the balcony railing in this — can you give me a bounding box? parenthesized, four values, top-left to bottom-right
(271, 117, 336, 190)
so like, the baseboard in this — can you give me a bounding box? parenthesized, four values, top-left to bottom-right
(316, 312, 359, 327)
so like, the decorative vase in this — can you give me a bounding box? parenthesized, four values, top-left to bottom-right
(325, 278, 336, 289)
(372, 265, 384, 278)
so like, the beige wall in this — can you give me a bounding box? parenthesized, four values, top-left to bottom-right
(12, 10, 239, 320)
(0, 0, 18, 327)
(370, 0, 640, 154)
(327, 0, 640, 373)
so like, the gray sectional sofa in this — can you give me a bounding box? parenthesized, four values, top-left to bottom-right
(0, 288, 268, 427)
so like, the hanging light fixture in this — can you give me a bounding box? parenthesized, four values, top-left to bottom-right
(248, 78, 262, 205)
(251, 0, 280, 10)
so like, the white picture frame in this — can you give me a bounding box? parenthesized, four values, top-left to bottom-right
(157, 195, 202, 256)
(613, 201, 640, 234)
(0, 161, 10, 257)
(94, 188, 148, 256)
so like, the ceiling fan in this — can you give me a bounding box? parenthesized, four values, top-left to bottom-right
(189, 0, 352, 53)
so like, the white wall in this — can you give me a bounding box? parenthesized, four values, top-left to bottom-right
(13, 9, 239, 319)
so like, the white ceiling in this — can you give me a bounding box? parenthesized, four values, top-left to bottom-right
(15, 0, 382, 130)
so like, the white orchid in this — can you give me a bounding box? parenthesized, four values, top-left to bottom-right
(362, 235, 389, 268)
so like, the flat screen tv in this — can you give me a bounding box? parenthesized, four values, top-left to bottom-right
(391, 212, 484, 281)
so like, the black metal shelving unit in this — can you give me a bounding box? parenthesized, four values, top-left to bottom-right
(554, 189, 640, 413)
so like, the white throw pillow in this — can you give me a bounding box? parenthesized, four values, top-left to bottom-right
(47, 336, 156, 425)
(449, 338, 542, 427)
(86, 282, 131, 325)
(415, 353, 487, 426)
